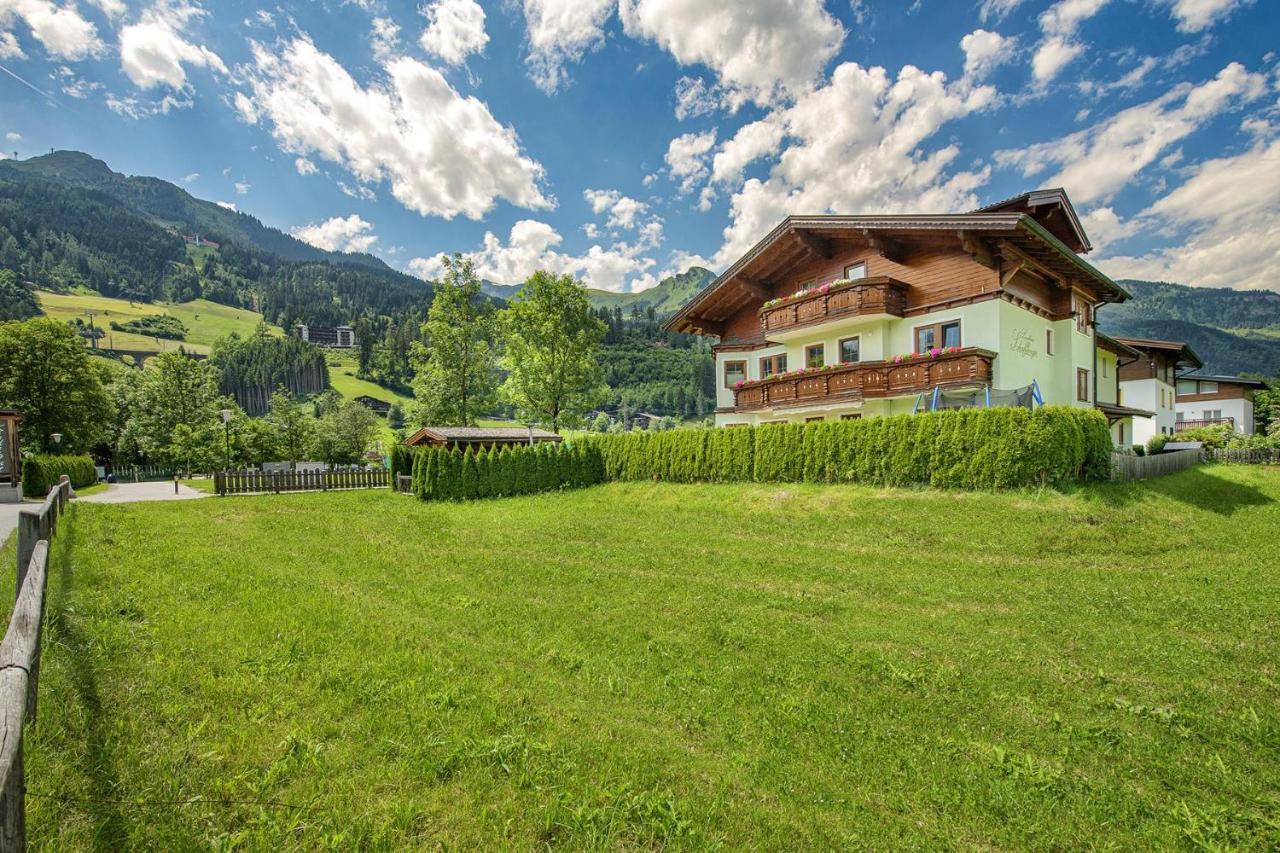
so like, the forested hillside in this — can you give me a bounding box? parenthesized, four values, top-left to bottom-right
(484, 266, 715, 316)
(1100, 279, 1280, 375)
(0, 152, 434, 326)
(211, 332, 330, 416)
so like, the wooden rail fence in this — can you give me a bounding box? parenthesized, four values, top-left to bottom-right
(214, 468, 390, 496)
(2, 475, 71, 850)
(1209, 448, 1280, 465)
(1110, 448, 1202, 482)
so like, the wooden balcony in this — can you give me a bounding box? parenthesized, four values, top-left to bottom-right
(760, 276, 908, 336)
(733, 348, 996, 412)
(1175, 417, 1234, 431)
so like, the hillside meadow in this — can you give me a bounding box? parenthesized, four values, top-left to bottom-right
(36, 290, 278, 355)
(7, 465, 1280, 849)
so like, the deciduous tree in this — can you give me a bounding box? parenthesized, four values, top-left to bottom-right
(411, 254, 498, 426)
(499, 270, 607, 432)
(0, 317, 112, 451)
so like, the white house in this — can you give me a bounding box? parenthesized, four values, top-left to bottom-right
(1175, 375, 1267, 435)
(1115, 338, 1203, 446)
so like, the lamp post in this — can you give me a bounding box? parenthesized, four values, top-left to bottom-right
(220, 409, 233, 471)
(50, 432, 62, 453)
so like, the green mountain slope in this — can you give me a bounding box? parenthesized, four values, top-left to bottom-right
(0, 151, 388, 270)
(1099, 279, 1280, 376)
(483, 267, 716, 318)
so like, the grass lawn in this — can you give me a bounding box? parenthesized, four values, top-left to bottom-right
(17, 466, 1280, 848)
(36, 291, 278, 355)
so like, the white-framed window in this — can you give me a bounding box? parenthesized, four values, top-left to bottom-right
(844, 262, 867, 280)
(1177, 379, 1197, 395)
(1201, 381, 1218, 394)
(724, 360, 746, 389)
(1205, 409, 1222, 420)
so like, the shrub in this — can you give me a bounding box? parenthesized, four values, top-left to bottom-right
(593, 406, 1111, 491)
(414, 441, 606, 502)
(1147, 433, 1170, 455)
(390, 443, 417, 478)
(1169, 423, 1233, 450)
(23, 454, 96, 497)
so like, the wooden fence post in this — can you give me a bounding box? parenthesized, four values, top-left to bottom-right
(15, 511, 40, 601)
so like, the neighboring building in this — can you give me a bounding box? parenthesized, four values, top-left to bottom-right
(665, 188, 1130, 426)
(1114, 338, 1204, 445)
(0, 410, 21, 503)
(294, 324, 355, 348)
(353, 395, 392, 416)
(1094, 333, 1154, 448)
(182, 234, 221, 249)
(1175, 375, 1267, 434)
(404, 426, 563, 451)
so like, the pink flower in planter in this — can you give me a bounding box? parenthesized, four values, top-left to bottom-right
(929, 348, 941, 359)
(893, 354, 903, 364)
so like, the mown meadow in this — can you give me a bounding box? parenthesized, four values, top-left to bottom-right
(9, 464, 1280, 849)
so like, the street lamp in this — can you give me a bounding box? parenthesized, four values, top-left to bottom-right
(220, 409, 233, 471)
(50, 433, 62, 452)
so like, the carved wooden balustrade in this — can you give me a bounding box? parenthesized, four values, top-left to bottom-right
(760, 276, 908, 334)
(733, 348, 996, 412)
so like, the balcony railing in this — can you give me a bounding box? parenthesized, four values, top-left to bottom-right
(1175, 417, 1234, 431)
(733, 348, 996, 412)
(760, 276, 908, 335)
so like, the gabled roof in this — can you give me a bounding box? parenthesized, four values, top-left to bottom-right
(1096, 332, 1142, 361)
(665, 205, 1128, 335)
(405, 426, 563, 446)
(1178, 374, 1269, 389)
(1111, 337, 1204, 371)
(973, 188, 1091, 253)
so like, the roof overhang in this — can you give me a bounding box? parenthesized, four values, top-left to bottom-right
(1111, 337, 1204, 372)
(1178, 374, 1269, 389)
(665, 212, 1128, 336)
(1096, 402, 1155, 420)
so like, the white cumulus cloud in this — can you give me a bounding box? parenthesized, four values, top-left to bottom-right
(708, 61, 995, 269)
(665, 129, 716, 192)
(292, 214, 378, 254)
(995, 62, 1267, 204)
(1160, 0, 1250, 33)
(420, 0, 487, 65)
(0, 0, 105, 60)
(1100, 138, 1280, 290)
(119, 1, 226, 90)
(961, 29, 1016, 81)
(235, 36, 550, 220)
(618, 0, 845, 108)
(520, 0, 613, 94)
(1031, 0, 1109, 85)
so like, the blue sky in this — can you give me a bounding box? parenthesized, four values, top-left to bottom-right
(1, 0, 1277, 291)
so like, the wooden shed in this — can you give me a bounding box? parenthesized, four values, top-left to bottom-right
(404, 426, 563, 451)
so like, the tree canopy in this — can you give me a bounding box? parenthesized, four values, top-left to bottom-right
(410, 254, 498, 426)
(500, 270, 607, 432)
(0, 316, 112, 452)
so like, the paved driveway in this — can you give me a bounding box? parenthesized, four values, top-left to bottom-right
(78, 481, 210, 504)
(1, 481, 210, 546)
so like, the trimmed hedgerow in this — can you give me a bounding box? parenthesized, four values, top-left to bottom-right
(592, 406, 1112, 490)
(390, 443, 417, 479)
(412, 442, 606, 501)
(23, 454, 97, 497)
(412, 407, 1112, 501)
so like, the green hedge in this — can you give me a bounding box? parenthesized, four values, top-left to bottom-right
(593, 406, 1112, 489)
(389, 443, 417, 479)
(411, 442, 605, 501)
(410, 408, 1113, 501)
(23, 454, 97, 497)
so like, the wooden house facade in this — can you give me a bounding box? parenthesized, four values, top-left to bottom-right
(665, 189, 1134, 430)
